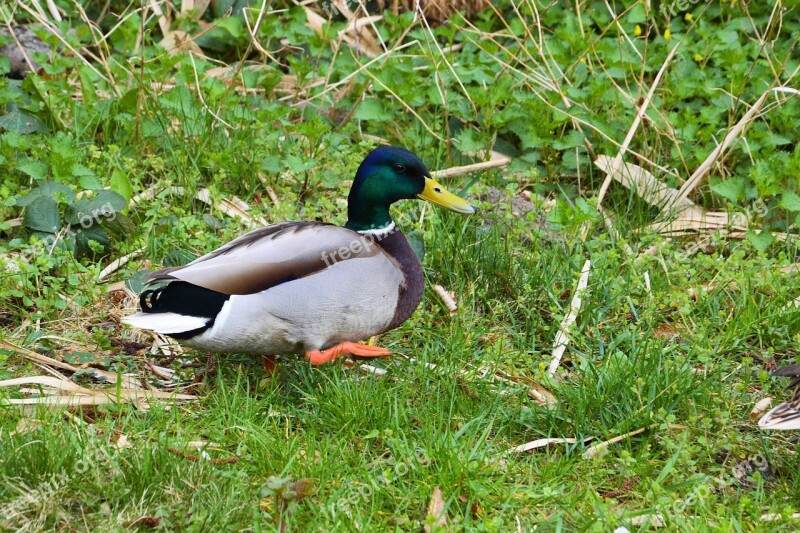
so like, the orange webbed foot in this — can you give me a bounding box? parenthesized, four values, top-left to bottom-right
(262, 355, 278, 373)
(305, 342, 391, 366)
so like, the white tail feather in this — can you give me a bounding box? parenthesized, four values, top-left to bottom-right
(122, 312, 208, 334)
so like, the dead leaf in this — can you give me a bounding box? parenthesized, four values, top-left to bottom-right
(424, 487, 447, 532)
(549, 259, 591, 376)
(525, 381, 558, 409)
(750, 397, 772, 420)
(159, 30, 203, 55)
(433, 285, 458, 316)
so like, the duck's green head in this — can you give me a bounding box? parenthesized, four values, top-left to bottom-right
(345, 146, 476, 231)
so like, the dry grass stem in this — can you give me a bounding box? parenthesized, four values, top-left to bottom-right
(548, 259, 591, 377)
(508, 437, 593, 454)
(98, 247, 146, 281)
(676, 87, 800, 204)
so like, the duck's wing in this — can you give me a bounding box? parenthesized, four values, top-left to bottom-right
(758, 388, 800, 430)
(772, 364, 800, 389)
(148, 221, 383, 295)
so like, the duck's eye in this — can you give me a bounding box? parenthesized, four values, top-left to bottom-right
(393, 163, 406, 173)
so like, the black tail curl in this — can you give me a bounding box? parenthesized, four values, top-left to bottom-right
(140, 287, 167, 313)
(138, 281, 230, 319)
(136, 281, 231, 340)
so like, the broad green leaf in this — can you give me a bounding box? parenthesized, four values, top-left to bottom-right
(552, 130, 585, 150)
(779, 191, 800, 212)
(73, 163, 102, 190)
(74, 225, 109, 256)
(109, 169, 133, 203)
(457, 128, 486, 153)
(91, 190, 128, 213)
(0, 110, 47, 134)
(710, 177, 747, 203)
(15, 181, 75, 207)
(65, 190, 126, 226)
(625, 3, 647, 23)
(16, 158, 49, 180)
(63, 350, 97, 364)
(260, 156, 283, 174)
(23, 196, 60, 233)
(354, 99, 392, 121)
(746, 230, 772, 252)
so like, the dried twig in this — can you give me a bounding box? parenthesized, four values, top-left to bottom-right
(586, 42, 681, 240)
(582, 423, 686, 459)
(430, 153, 511, 179)
(98, 247, 146, 281)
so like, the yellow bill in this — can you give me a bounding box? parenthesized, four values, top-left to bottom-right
(417, 177, 476, 214)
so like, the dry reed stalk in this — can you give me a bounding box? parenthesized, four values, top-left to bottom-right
(548, 259, 591, 377)
(675, 87, 800, 205)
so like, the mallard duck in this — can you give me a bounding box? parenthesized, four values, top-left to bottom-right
(758, 364, 800, 430)
(123, 146, 475, 366)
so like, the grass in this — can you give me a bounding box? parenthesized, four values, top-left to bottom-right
(2, 0, 800, 530)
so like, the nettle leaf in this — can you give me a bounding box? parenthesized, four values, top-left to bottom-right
(74, 225, 109, 256)
(779, 191, 800, 212)
(73, 163, 102, 190)
(125, 270, 151, 294)
(15, 181, 75, 207)
(746, 230, 772, 252)
(284, 154, 314, 174)
(66, 190, 127, 226)
(260, 155, 283, 174)
(354, 99, 392, 121)
(710, 177, 747, 203)
(552, 129, 585, 150)
(457, 128, 487, 153)
(17, 158, 49, 180)
(0, 110, 47, 134)
(23, 196, 61, 233)
(625, 3, 646, 23)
